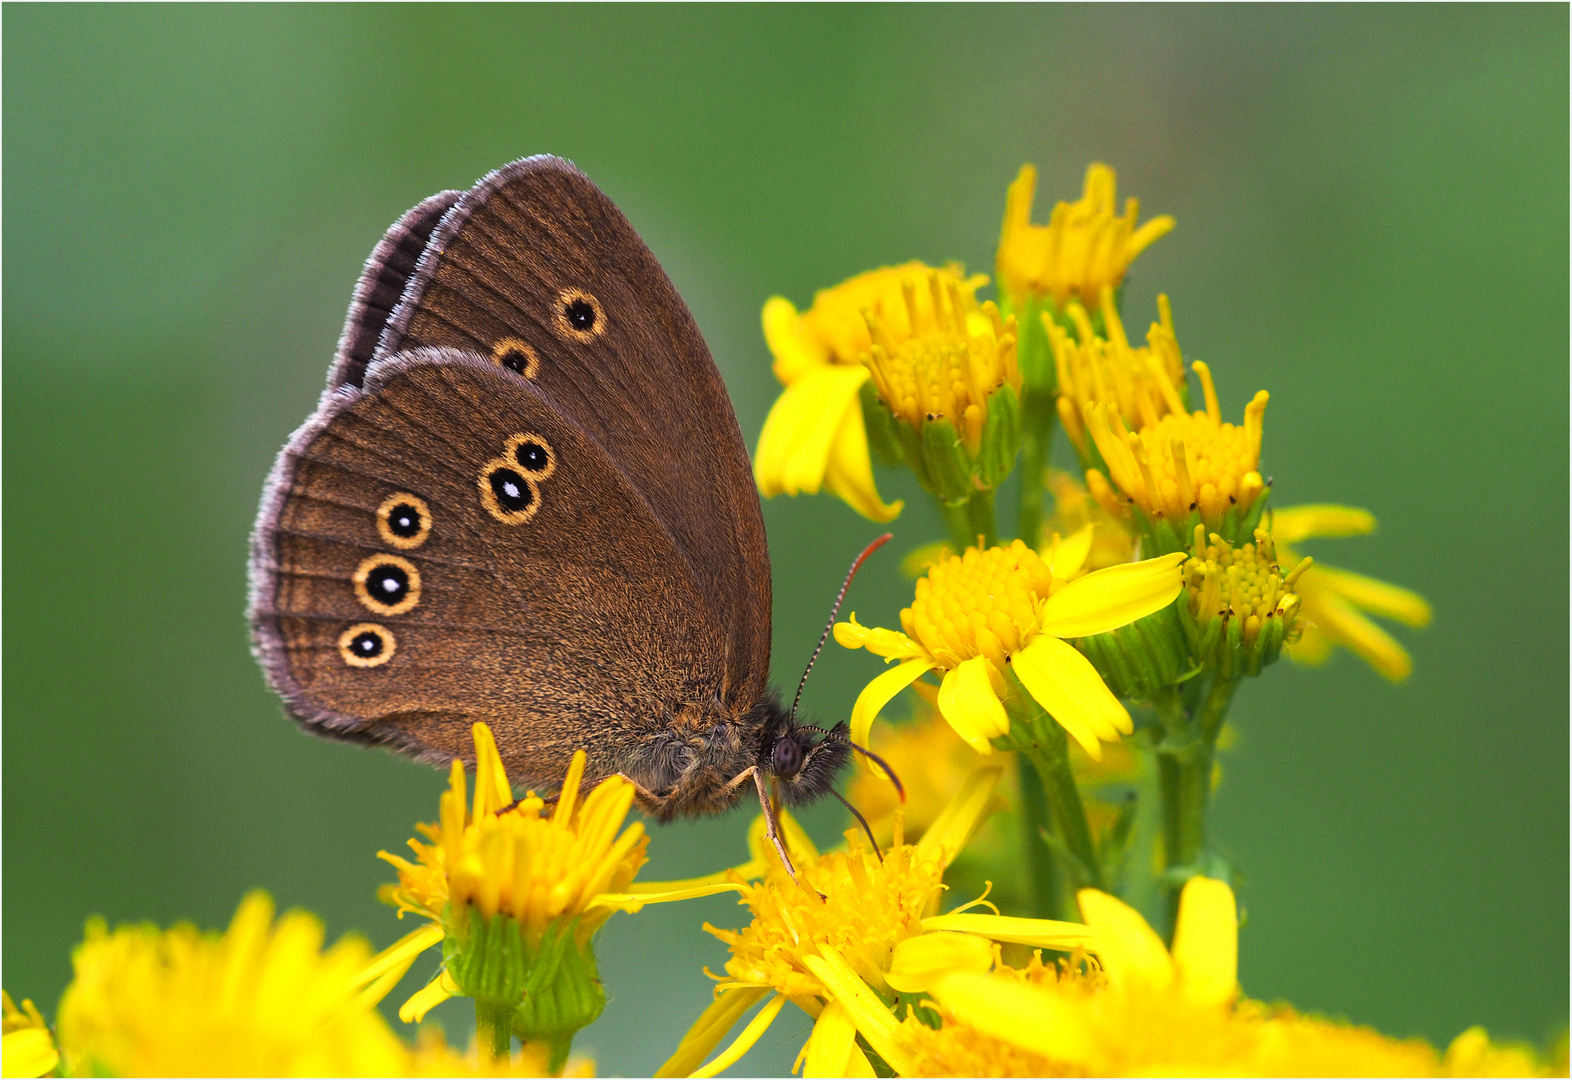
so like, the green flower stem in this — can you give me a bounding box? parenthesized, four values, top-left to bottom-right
(1016, 390, 1058, 546)
(476, 1000, 515, 1065)
(939, 489, 999, 552)
(1014, 752, 1066, 920)
(1005, 690, 1104, 904)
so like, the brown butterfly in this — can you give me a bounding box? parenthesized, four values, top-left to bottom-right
(247, 156, 888, 874)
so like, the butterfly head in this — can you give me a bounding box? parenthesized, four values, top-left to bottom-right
(763, 718, 852, 806)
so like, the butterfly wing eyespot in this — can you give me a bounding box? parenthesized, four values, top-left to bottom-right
(376, 491, 433, 550)
(353, 553, 421, 615)
(339, 623, 396, 668)
(553, 289, 605, 343)
(490, 337, 540, 378)
(503, 433, 557, 480)
(479, 458, 542, 524)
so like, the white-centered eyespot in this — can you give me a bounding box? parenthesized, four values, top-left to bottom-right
(353, 553, 421, 615)
(339, 622, 395, 668)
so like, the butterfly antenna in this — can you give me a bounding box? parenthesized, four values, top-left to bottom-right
(829, 787, 886, 863)
(790, 533, 894, 724)
(842, 739, 905, 803)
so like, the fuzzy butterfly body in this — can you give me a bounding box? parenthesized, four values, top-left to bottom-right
(248, 156, 849, 821)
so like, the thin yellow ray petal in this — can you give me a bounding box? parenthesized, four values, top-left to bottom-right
(755, 366, 866, 497)
(1304, 587, 1414, 682)
(848, 658, 936, 766)
(801, 1001, 868, 1078)
(916, 764, 1004, 867)
(763, 297, 825, 384)
(1076, 888, 1174, 992)
(657, 986, 773, 1079)
(590, 882, 750, 913)
(470, 722, 512, 816)
(689, 993, 786, 1079)
(1126, 214, 1176, 259)
(398, 970, 459, 1024)
(1171, 876, 1238, 1007)
(1049, 524, 1095, 580)
(920, 912, 1096, 950)
(823, 392, 903, 522)
(1313, 565, 1432, 626)
(353, 922, 444, 989)
(1270, 504, 1376, 543)
(1012, 636, 1131, 758)
(2, 1028, 58, 1079)
(927, 971, 1095, 1067)
(800, 950, 919, 1077)
(936, 658, 1009, 753)
(1037, 552, 1186, 638)
(885, 931, 995, 994)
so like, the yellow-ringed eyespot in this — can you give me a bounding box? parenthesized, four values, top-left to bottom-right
(376, 491, 432, 550)
(353, 553, 421, 615)
(553, 288, 605, 343)
(491, 336, 540, 378)
(340, 623, 395, 668)
(503, 433, 556, 479)
(479, 458, 541, 524)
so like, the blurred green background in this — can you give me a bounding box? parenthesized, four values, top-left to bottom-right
(5, 5, 1566, 1074)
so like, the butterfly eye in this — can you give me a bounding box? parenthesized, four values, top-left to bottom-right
(503, 433, 556, 479)
(479, 460, 542, 524)
(354, 554, 421, 615)
(339, 623, 396, 668)
(377, 492, 432, 550)
(771, 736, 804, 778)
(490, 337, 539, 378)
(554, 289, 605, 343)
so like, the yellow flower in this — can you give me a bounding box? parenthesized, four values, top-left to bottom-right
(758, 262, 986, 522)
(659, 767, 1095, 1079)
(1044, 469, 1137, 571)
(371, 724, 727, 1040)
(1183, 525, 1311, 679)
(836, 540, 1186, 760)
(1271, 505, 1432, 682)
(871, 878, 1552, 1077)
(1084, 358, 1270, 543)
(3, 991, 57, 1079)
(1051, 290, 1185, 462)
(53, 891, 410, 1078)
(997, 163, 1174, 313)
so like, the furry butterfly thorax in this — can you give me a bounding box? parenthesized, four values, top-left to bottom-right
(247, 156, 852, 829)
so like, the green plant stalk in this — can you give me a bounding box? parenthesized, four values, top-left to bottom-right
(476, 999, 515, 1065)
(1014, 752, 1067, 920)
(1016, 390, 1058, 545)
(938, 489, 999, 552)
(1005, 691, 1104, 898)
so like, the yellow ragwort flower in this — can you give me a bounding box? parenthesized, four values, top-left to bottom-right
(1043, 469, 1137, 571)
(757, 262, 987, 522)
(1051, 290, 1185, 462)
(997, 163, 1174, 313)
(835, 540, 1186, 760)
(3, 991, 58, 1079)
(865, 878, 1557, 1077)
(1184, 525, 1311, 679)
(53, 892, 410, 1078)
(371, 724, 724, 1030)
(659, 767, 1095, 1079)
(1271, 505, 1432, 682)
(1084, 358, 1270, 540)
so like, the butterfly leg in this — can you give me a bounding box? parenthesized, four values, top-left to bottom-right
(722, 766, 825, 900)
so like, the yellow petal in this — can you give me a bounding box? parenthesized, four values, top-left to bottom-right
(801, 1001, 875, 1078)
(920, 913, 1096, 951)
(398, 970, 459, 1024)
(1076, 888, 1175, 992)
(848, 658, 936, 765)
(833, 614, 925, 662)
(470, 721, 513, 816)
(1012, 636, 1131, 758)
(590, 882, 749, 913)
(885, 931, 995, 994)
(656, 987, 772, 1079)
(823, 391, 903, 523)
(1048, 524, 1095, 580)
(1313, 565, 1432, 627)
(754, 364, 868, 497)
(1270, 504, 1376, 543)
(1171, 876, 1238, 1007)
(689, 993, 786, 1079)
(927, 971, 1095, 1068)
(1126, 214, 1176, 260)
(763, 296, 827, 385)
(351, 921, 444, 1010)
(936, 658, 1009, 753)
(916, 764, 1003, 868)
(1301, 585, 1415, 682)
(2, 1029, 58, 1079)
(1038, 552, 1186, 638)
(800, 949, 919, 1077)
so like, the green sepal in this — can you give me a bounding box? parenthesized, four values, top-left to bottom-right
(977, 383, 1023, 488)
(1074, 601, 1190, 700)
(1011, 296, 1057, 394)
(919, 416, 974, 504)
(859, 379, 905, 466)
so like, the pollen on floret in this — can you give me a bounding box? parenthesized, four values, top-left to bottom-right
(1185, 526, 1309, 640)
(905, 541, 1055, 670)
